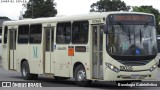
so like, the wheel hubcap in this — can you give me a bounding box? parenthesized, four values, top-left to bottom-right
(77, 70, 86, 81)
(22, 66, 27, 77)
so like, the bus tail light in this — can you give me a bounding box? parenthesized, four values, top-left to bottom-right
(105, 63, 120, 73)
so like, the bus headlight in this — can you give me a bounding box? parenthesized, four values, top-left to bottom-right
(105, 63, 120, 73)
(149, 64, 157, 72)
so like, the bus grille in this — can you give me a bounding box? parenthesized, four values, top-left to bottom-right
(118, 75, 148, 79)
(117, 59, 151, 66)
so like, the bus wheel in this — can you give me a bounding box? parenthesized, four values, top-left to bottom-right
(74, 65, 91, 87)
(21, 61, 38, 80)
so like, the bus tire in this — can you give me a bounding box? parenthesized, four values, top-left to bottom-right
(21, 61, 38, 80)
(74, 65, 91, 87)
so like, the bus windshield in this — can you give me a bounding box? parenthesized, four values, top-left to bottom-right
(107, 24, 157, 57)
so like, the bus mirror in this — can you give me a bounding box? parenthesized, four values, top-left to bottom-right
(103, 25, 108, 34)
(100, 24, 108, 34)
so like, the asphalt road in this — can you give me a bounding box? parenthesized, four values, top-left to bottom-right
(0, 62, 160, 90)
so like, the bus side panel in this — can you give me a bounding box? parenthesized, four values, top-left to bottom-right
(71, 49, 91, 79)
(54, 45, 70, 77)
(2, 43, 9, 70)
(16, 44, 29, 72)
(2, 25, 9, 70)
(29, 45, 43, 74)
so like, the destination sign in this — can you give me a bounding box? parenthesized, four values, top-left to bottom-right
(110, 14, 154, 22)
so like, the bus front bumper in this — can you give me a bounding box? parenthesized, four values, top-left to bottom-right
(104, 68, 158, 81)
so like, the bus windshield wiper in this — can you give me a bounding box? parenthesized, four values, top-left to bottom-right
(128, 29, 131, 44)
(140, 29, 142, 43)
(144, 22, 149, 28)
(118, 22, 122, 26)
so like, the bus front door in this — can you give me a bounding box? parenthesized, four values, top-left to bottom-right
(92, 25, 103, 79)
(44, 27, 54, 74)
(9, 29, 17, 70)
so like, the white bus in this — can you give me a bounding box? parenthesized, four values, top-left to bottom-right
(157, 35, 160, 67)
(0, 36, 2, 58)
(0, 27, 2, 58)
(2, 12, 158, 86)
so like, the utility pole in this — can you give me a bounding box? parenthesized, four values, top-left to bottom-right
(29, 0, 34, 18)
(32, 0, 33, 18)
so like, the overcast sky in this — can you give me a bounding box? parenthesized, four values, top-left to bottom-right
(0, 0, 160, 20)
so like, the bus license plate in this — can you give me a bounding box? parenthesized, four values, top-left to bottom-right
(131, 74, 140, 79)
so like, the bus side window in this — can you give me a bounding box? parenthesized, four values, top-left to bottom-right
(29, 24, 42, 44)
(56, 22, 71, 44)
(72, 21, 89, 44)
(4, 26, 8, 44)
(18, 25, 29, 44)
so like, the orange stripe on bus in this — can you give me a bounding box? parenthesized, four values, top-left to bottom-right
(68, 48, 74, 56)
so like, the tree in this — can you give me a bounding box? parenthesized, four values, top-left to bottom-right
(23, 0, 57, 18)
(90, 0, 130, 12)
(133, 6, 160, 34)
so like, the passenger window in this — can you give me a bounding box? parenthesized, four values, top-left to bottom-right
(56, 22, 71, 44)
(30, 24, 42, 44)
(18, 25, 29, 44)
(72, 21, 89, 44)
(4, 26, 8, 44)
